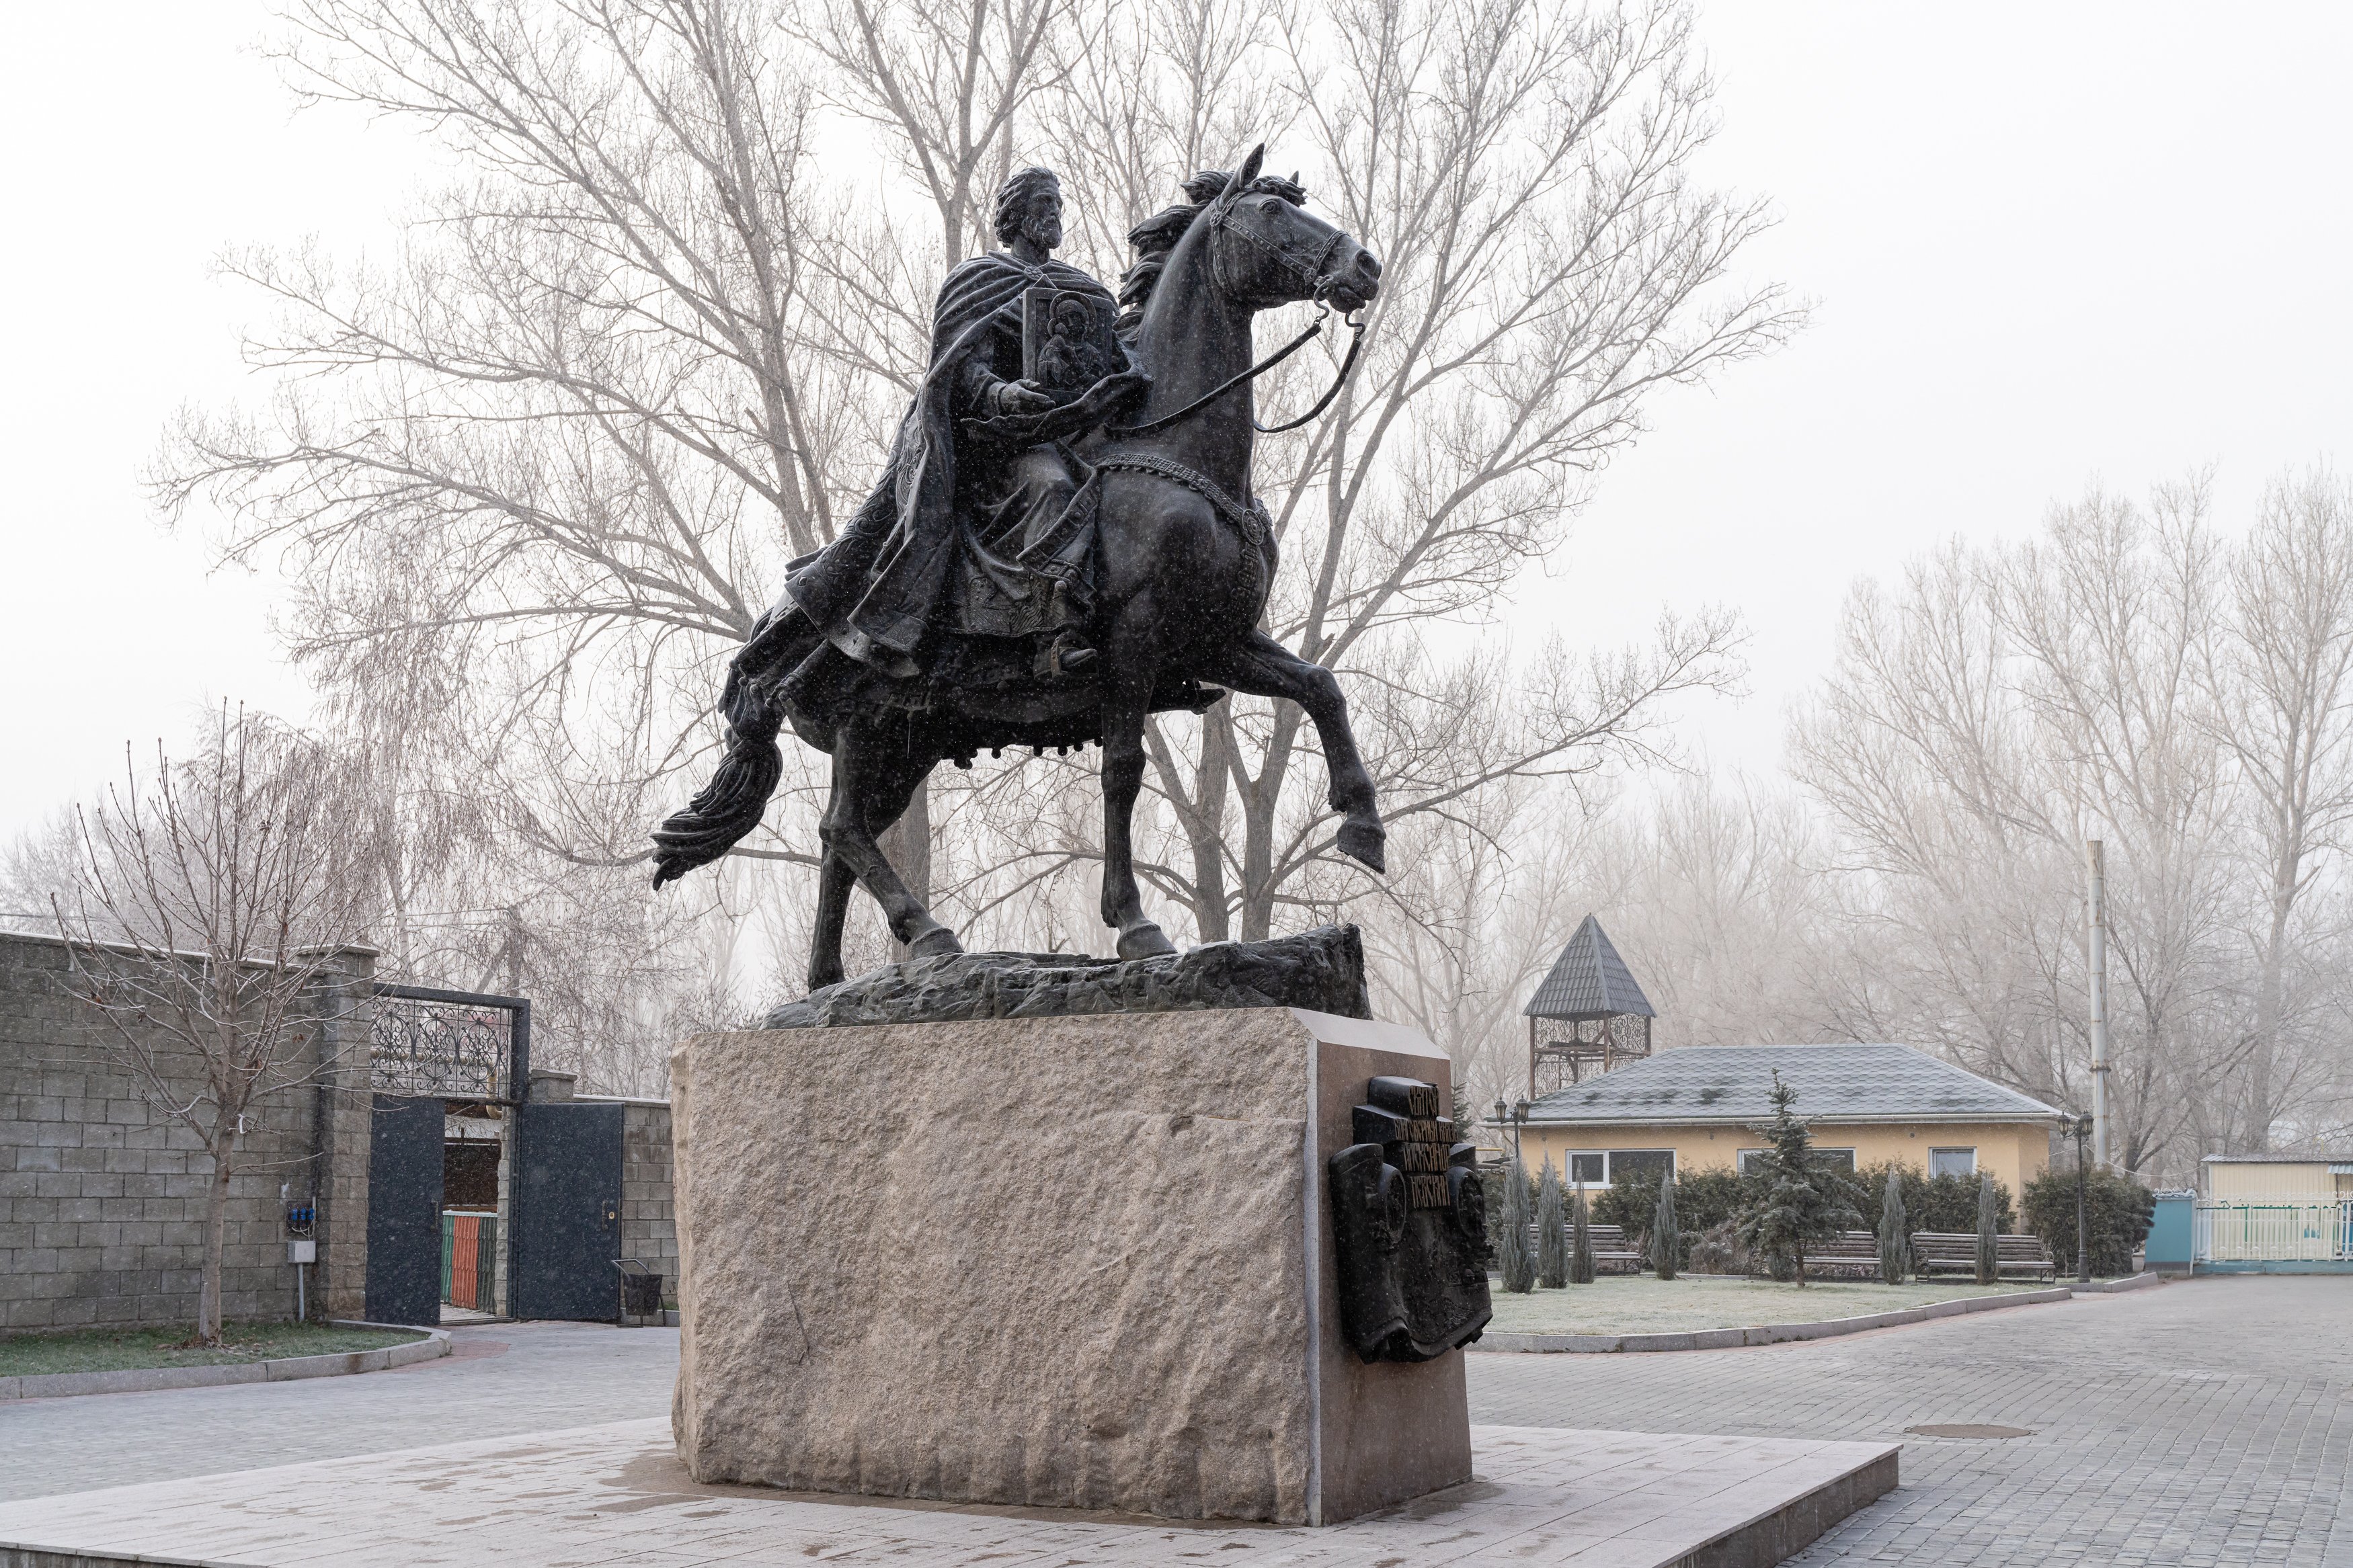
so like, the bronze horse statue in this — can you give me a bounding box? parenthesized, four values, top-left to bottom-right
(652, 147, 1387, 987)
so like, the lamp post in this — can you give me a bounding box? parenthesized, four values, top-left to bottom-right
(2060, 1112, 2092, 1282)
(1490, 1096, 1530, 1165)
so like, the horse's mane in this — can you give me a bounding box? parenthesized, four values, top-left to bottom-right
(1115, 169, 1310, 333)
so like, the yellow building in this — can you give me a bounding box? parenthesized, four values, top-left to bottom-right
(2200, 1153, 2353, 1204)
(1514, 1042, 2061, 1194)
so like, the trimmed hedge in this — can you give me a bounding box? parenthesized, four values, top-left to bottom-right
(2022, 1163, 2156, 1276)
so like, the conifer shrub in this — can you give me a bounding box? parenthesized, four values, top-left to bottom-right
(1536, 1157, 1566, 1288)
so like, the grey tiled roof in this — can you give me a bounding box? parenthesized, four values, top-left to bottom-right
(2201, 1151, 2353, 1163)
(1523, 915, 1655, 1020)
(1524, 1043, 2061, 1125)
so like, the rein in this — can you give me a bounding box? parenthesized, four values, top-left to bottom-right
(1113, 304, 1368, 437)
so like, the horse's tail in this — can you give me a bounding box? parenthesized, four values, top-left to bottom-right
(650, 602, 818, 888)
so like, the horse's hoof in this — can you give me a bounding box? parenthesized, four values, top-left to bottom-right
(1116, 921, 1177, 960)
(807, 965, 845, 991)
(1337, 818, 1388, 874)
(906, 925, 964, 960)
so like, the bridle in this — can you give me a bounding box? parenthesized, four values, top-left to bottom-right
(1113, 196, 1371, 438)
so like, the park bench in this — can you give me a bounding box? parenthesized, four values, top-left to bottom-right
(1800, 1230, 1884, 1280)
(1909, 1231, 2057, 1282)
(1515, 1221, 1647, 1274)
(1587, 1223, 1646, 1275)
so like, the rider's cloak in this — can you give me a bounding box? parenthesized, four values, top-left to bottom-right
(785, 249, 1115, 679)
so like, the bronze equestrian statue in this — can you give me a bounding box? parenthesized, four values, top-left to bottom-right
(651, 146, 1388, 987)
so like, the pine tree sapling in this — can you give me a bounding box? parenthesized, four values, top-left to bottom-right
(1536, 1157, 1567, 1288)
(1569, 1186, 1598, 1284)
(1734, 1072, 1862, 1285)
(1975, 1172, 2000, 1285)
(1499, 1149, 1536, 1293)
(1653, 1175, 1679, 1280)
(1878, 1165, 1909, 1284)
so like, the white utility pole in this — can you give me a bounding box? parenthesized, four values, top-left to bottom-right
(2085, 839, 2110, 1166)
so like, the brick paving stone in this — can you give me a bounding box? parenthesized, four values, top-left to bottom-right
(1466, 1276, 2353, 1567)
(4, 1276, 2346, 1567)
(0, 1321, 682, 1502)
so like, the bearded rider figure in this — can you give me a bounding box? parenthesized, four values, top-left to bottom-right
(649, 166, 1161, 885)
(780, 166, 1142, 695)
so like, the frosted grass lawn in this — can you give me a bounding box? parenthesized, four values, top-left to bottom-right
(0, 1323, 423, 1377)
(1484, 1275, 2049, 1335)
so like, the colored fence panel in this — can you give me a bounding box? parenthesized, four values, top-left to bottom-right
(440, 1211, 499, 1309)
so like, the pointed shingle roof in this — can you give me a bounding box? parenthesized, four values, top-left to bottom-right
(1523, 915, 1655, 1021)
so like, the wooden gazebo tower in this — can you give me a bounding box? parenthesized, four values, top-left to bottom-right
(1523, 914, 1657, 1095)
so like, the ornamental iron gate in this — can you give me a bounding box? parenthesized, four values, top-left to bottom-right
(364, 985, 529, 1323)
(363, 982, 631, 1323)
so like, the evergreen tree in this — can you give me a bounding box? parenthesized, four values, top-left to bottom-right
(1536, 1156, 1567, 1288)
(1569, 1184, 1598, 1284)
(1653, 1175, 1679, 1280)
(1975, 1171, 2000, 1284)
(1878, 1165, 1909, 1284)
(1498, 1147, 1536, 1292)
(1734, 1072, 1862, 1285)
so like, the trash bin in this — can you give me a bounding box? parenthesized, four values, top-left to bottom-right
(615, 1258, 664, 1325)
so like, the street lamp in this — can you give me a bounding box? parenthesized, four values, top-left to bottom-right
(1490, 1096, 1531, 1164)
(2059, 1111, 2092, 1283)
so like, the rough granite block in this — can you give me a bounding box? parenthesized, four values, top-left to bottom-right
(671, 1007, 1472, 1527)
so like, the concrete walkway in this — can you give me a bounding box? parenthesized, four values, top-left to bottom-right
(1468, 1275, 2353, 1566)
(0, 1321, 678, 1503)
(3, 1277, 2346, 1565)
(0, 1420, 1897, 1567)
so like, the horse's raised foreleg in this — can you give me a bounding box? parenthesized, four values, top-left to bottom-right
(817, 726, 962, 962)
(1099, 664, 1178, 960)
(1195, 630, 1386, 873)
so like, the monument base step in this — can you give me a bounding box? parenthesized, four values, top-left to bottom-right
(0, 1417, 1897, 1568)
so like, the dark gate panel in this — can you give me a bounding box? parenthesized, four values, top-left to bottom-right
(514, 1102, 625, 1321)
(364, 1095, 446, 1327)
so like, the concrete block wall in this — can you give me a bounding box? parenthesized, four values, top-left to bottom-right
(0, 931, 374, 1332)
(612, 1100, 677, 1290)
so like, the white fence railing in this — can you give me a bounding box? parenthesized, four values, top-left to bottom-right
(2193, 1201, 2353, 1263)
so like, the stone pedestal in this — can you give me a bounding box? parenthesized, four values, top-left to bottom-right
(669, 1006, 1473, 1524)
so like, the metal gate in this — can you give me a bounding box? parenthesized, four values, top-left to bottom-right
(364, 1096, 446, 1326)
(366, 983, 529, 1322)
(514, 1101, 625, 1321)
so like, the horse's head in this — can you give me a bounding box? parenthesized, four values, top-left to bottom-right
(1204, 145, 1382, 314)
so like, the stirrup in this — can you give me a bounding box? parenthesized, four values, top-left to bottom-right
(1040, 636, 1099, 678)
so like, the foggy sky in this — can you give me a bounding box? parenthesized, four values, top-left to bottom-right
(5, 2, 2349, 834)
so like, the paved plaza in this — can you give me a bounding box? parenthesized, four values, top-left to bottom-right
(2, 1277, 2347, 1565)
(1470, 1276, 2353, 1566)
(0, 1321, 680, 1503)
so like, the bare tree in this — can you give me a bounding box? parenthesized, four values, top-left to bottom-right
(160, 0, 861, 866)
(2204, 467, 2353, 1148)
(49, 710, 370, 1344)
(160, 0, 1787, 1066)
(1121, 0, 1792, 944)
(1786, 474, 2353, 1180)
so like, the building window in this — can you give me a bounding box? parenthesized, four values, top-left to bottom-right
(1740, 1147, 1854, 1174)
(1607, 1149, 1675, 1186)
(1929, 1147, 1977, 1180)
(1569, 1152, 1606, 1185)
